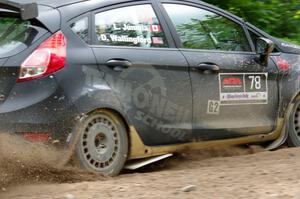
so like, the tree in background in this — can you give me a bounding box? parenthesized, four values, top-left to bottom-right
(202, 0, 300, 44)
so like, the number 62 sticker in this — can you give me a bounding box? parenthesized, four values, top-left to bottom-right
(207, 100, 220, 115)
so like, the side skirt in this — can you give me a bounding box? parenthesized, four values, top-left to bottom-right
(128, 118, 284, 160)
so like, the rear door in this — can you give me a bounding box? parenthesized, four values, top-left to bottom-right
(160, 2, 279, 140)
(91, 2, 193, 146)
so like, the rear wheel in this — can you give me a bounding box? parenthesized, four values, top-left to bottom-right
(287, 100, 300, 147)
(75, 110, 128, 176)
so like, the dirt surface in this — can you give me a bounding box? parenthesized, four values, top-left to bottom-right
(2, 143, 300, 199)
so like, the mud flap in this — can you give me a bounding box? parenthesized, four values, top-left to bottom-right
(265, 103, 294, 150)
(125, 154, 173, 170)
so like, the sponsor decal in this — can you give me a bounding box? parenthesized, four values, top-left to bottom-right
(219, 73, 268, 105)
(222, 77, 243, 88)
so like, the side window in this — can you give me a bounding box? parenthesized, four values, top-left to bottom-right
(94, 4, 168, 48)
(70, 17, 89, 43)
(249, 30, 260, 50)
(163, 4, 251, 52)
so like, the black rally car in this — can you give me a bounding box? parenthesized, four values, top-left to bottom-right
(0, 0, 300, 176)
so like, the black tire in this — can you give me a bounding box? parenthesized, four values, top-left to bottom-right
(287, 100, 300, 147)
(75, 110, 128, 176)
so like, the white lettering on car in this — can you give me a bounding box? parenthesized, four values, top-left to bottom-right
(99, 34, 152, 45)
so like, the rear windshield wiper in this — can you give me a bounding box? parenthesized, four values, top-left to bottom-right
(0, 0, 38, 20)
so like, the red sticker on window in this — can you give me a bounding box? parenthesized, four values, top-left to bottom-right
(150, 25, 161, 32)
(152, 37, 164, 45)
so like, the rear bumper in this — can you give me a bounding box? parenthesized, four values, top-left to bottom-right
(0, 76, 78, 142)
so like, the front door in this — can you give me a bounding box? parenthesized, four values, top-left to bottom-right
(162, 2, 279, 140)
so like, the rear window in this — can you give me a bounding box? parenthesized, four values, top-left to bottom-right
(70, 17, 89, 43)
(0, 17, 47, 58)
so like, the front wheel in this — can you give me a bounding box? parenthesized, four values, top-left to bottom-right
(75, 110, 128, 176)
(287, 100, 300, 147)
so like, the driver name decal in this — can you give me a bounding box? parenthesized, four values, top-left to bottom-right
(219, 73, 268, 105)
(112, 23, 161, 33)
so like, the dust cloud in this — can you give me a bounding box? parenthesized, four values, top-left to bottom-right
(0, 134, 104, 189)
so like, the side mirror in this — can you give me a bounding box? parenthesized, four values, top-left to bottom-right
(256, 37, 275, 66)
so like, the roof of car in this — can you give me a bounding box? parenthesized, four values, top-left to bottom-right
(33, 0, 243, 26)
(35, 0, 208, 8)
(7, 0, 210, 9)
(35, 0, 89, 8)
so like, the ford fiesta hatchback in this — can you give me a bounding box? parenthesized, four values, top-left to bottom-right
(1, 0, 300, 176)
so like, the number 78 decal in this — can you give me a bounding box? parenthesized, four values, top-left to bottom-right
(248, 75, 262, 90)
(219, 73, 268, 105)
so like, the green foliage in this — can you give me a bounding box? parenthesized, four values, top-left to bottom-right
(202, 0, 300, 45)
(176, 15, 250, 51)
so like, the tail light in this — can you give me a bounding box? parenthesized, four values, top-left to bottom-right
(17, 31, 67, 83)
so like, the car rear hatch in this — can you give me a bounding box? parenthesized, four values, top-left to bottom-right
(0, 1, 55, 100)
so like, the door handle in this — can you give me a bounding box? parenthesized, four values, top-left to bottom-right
(195, 63, 220, 73)
(106, 59, 132, 71)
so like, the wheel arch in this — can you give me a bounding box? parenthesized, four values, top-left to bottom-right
(86, 107, 131, 135)
(284, 91, 300, 147)
(266, 91, 300, 150)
